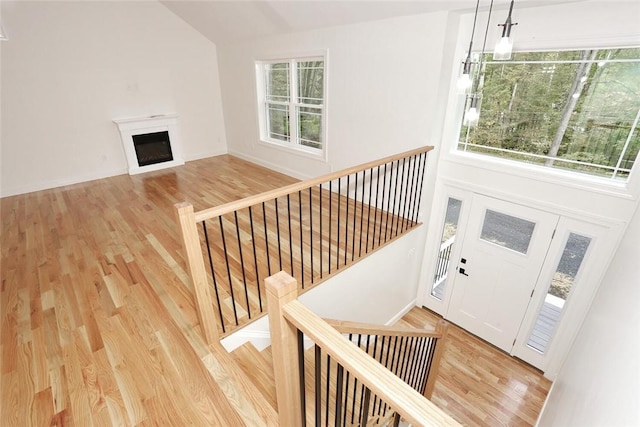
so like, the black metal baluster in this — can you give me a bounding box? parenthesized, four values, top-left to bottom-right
(357, 335, 371, 423)
(391, 160, 401, 237)
(378, 163, 388, 246)
(275, 198, 283, 271)
(325, 354, 331, 427)
(399, 336, 415, 382)
(415, 338, 431, 395)
(335, 364, 344, 427)
(234, 211, 251, 319)
(336, 177, 341, 271)
(342, 333, 351, 426)
(365, 168, 373, 252)
(315, 344, 322, 427)
(299, 191, 305, 288)
(372, 165, 381, 249)
(262, 202, 272, 277)
(422, 339, 438, 395)
(381, 336, 399, 416)
(202, 221, 225, 333)
(384, 163, 392, 242)
(350, 334, 362, 424)
(412, 337, 428, 391)
(344, 175, 350, 266)
(287, 194, 294, 276)
(309, 188, 315, 284)
(351, 173, 357, 262)
(328, 181, 332, 274)
(298, 330, 307, 427)
(319, 183, 323, 279)
(398, 158, 407, 235)
(413, 152, 427, 223)
(219, 216, 238, 325)
(248, 207, 262, 312)
(358, 170, 366, 257)
(406, 155, 418, 229)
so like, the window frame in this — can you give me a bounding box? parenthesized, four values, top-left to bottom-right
(255, 53, 328, 160)
(441, 46, 640, 199)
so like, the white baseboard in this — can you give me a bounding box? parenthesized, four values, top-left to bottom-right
(385, 299, 418, 326)
(184, 149, 228, 162)
(227, 149, 313, 181)
(0, 167, 128, 198)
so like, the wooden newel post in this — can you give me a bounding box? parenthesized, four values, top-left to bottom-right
(424, 320, 449, 400)
(174, 202, 219, 345)
(266, 271, 303, 427)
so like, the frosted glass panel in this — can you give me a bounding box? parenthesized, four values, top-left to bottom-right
(480, 210, 535, 254)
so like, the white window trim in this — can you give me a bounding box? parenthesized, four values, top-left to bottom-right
(440, 45, 640, 201)
(255, 52, 328, 161)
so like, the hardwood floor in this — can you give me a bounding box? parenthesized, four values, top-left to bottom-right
(1, 154, 550, 425)
(1, 155, 292, 426)
(398, 308, 552, 426)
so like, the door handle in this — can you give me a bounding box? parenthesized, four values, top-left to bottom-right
(459, 267, 469, 276)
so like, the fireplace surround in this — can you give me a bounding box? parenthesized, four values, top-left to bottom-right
(113, 114, 184, 175)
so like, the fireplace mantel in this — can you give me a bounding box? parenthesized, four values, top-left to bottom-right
(113, 113, 185, 175)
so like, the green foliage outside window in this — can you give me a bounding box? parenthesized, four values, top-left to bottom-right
(459, 48, 640, 180)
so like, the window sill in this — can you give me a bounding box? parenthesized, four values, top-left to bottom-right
(443, 149, 635, 200)
(258, 138, 327, 162)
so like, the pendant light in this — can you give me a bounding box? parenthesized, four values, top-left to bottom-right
(457, 0, 480, 93)
(494, 0, 517, 60)
(464, 0, 493, 126)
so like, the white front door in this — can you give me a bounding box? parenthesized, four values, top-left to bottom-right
(446, 195, 559, 352)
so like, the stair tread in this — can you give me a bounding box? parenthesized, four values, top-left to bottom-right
(231, 342, 278, 411)
(203, 343, 279, 426)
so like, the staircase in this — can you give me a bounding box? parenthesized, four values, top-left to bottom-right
(229, 316, 448, 426)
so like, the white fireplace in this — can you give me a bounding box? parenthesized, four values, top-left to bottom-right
(113, 113, 185, 175)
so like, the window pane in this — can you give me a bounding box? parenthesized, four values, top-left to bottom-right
(431, 198, 462, 300)
(297, 61, 324, 105)
(459, 48, 640, 180)
(267, 104, 290, 142)
(480, 210, 535, 254)
(298, 106, 322, 149)
(527, 233, 591, 353)
(265, 63, 289, 102)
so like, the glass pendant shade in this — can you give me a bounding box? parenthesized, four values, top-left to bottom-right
(465, 107, 480, 125)
(464, 96, 480, 125)
(494, 37, 513, 60)
(457, 72, 473, 93)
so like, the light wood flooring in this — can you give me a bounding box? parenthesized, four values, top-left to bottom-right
(1, 155, 550, 425)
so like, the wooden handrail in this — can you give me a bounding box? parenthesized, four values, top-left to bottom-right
(266, 271, 459, 427)
(324, 318, 445, 338)
(194, 146, 433, 222)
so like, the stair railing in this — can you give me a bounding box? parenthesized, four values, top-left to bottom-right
(175, 146, 433, 343)
(266, 271, 459, 427)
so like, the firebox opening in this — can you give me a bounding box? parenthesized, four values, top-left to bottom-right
(132, 131, 173, 167)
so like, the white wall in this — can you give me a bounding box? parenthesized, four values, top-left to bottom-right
(537, 204, 640, 426)
(217, 12, 448, 180)
(1, 1, 227, 196)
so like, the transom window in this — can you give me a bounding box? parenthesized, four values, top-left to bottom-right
(459, 47, 640, 181)
(256, 57, 325, 155)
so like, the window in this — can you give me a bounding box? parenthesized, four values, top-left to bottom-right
(256, 57, 326, 154)
(459, 47, 640, 181)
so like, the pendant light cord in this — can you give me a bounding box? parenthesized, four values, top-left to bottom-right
(472, 0, 494, 94)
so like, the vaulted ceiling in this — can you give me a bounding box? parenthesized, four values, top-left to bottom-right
(160, 0, 579, 46)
